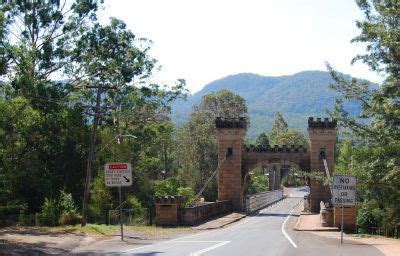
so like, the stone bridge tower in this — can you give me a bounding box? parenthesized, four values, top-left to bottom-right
(308, 117, 337, 212)
(215, 117, 247, 211)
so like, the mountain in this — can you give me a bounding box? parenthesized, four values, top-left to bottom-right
(172, 70, 370, 140)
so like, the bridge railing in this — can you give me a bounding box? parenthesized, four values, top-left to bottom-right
(244, 190, 283, 212)
(180, 200, 232, 225)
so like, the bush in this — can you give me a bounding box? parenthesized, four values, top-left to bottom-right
(40, 190, 78, 226)
(126, 195, 142, 210)
(59, 212, 82, 226)
(178, 187, 195, 207)
(89, 171, 113, 223)
(154, 177, 182, 196)
(40, 198, 58, 226)
(18, 209, 36, 226)
(59, 190, 77, 214)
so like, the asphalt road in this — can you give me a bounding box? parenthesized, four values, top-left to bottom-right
(122, 186, 383, 256)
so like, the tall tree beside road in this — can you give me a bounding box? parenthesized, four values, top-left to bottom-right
(0, 0, 99, 215)
(176, 90, 247, 201)
(0, 1, 186, 225)
(329, 0, 400, 235)
(65, 18, 187, 225)
(0, 0, 100, 96)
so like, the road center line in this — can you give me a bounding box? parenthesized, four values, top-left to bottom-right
(190, 241, 231, 256)
(281, 208, 297, 248)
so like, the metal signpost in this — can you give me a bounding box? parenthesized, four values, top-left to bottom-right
(105, 163, 132, 241)
(332, 175, 356, 244)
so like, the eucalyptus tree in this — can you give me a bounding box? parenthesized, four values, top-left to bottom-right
(176, 90, 247, 201)
(0, 0, 101, 215)
(65, 17, 186, 225)
(328, 0, 400, 234)
(0, 0, 100, 96)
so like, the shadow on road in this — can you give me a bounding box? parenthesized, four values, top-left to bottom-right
(254, 213, 289, 218)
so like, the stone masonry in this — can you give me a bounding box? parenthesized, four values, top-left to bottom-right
(307, 117, 337, 212)
(215, 117, 247, 211)
(215, 116, 339, 214)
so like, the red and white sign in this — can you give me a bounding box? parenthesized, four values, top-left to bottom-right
(104, 162, 132, 187)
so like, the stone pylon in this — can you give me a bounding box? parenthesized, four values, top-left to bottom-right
(215, 117, 247, 211)
(307, 117, 337, 212)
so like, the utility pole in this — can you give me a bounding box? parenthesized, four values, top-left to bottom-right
(82, 84, 102, 226)
(81, 84, 116, 226)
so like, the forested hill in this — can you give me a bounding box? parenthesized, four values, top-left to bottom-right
(172, 70, 367, 139)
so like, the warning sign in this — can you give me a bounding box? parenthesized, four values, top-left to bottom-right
(332, 175, 356, 206)
(104, 163, 132, 187)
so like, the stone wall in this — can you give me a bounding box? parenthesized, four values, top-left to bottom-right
(155, 196, 184, 226)
(155, 196, 232, 226)
(245, 190, 283, 212)
(180, 200, 232, 225)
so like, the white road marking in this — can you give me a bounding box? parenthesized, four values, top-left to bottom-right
(190, 241, 231, 256)
(175, 240, 226, 243)
(123, 196, 302, 254)
(123, 230, 222, 253)
(281, 208, 298, 248)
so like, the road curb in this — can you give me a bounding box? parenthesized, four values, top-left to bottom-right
(192, 213, 247, 230)
(294, 214, 340, 232)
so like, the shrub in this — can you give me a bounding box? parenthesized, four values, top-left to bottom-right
(59, 190, 76, 214)
(126, 195, 142, 210)
(40, 198, 58, 226)
(178, 187, 195, 207)
(89, 171, 113, 223)
(59, 212, 82, 226)
(40, 190, 78, 226)
(154, 177, 182, 196)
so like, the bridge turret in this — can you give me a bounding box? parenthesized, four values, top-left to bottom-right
(215, 117, 247, 211)
(307, 117, 337, 212)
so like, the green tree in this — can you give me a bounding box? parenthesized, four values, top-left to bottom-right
(256, 132, 270, 147)
(328, 0, 400, 235)
(0, 0, 100, 96)
(176, 90, 247, 201)
(0, 0, 100, 216)
(267, 112, 307, 146)
(335, 139, 354, 175)
(268, 112, 288, 145)
(245, 167, 268, 195)
(196, 89, 248, 119)
(274, 130, 308, 147)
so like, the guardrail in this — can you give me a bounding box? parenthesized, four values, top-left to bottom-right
(245, 190, 283, 212)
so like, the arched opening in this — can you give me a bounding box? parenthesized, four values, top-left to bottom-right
(243, 158, 308, 197)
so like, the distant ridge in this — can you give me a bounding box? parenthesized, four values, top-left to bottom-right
(172, 70, 370, 139)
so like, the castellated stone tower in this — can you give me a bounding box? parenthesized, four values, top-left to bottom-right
(215, 117, 247, 211)
(307, 117, 337, 212)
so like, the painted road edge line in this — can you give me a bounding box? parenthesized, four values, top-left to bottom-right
(190, 241, 231, 256)
(123, 228, 221, 253)
(282, 208, 298, 248)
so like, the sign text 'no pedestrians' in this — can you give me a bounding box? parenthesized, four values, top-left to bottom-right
(332, 175, 356, 206)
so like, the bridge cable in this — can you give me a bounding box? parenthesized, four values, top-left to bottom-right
(190, 156, 227, 205)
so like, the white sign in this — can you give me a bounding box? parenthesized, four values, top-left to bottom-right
(332, 175, 356, 206)
(104, 163, 132, 187)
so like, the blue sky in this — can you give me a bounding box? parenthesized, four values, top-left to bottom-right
(99, 0, 382, 93)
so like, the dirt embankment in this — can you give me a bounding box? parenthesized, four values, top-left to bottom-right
(0, 227, 104, 255)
